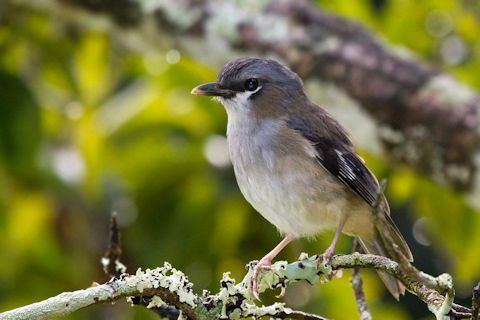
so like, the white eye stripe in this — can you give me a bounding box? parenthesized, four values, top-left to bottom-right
(249, 85, 262, 95)
(241, 85, 262, 101)
(217, 86, 263, 114)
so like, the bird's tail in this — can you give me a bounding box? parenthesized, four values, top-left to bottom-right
(358, 214, 413, 300)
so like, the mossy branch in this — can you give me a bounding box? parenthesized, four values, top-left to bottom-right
(0, 252, 474, 320)
(0, 216, 474, 320)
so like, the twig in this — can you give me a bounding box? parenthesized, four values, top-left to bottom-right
(129, 297, 180, 319)
(271, 310, 327, 319)
(351, 240, 371, 320)
(333, 255, 451, 319)
(351, 266, 371, 320)
(472, 281, 480, 320)
(101, 213, 185, 319)
(102, 212, 124, 278)
(448, 309, 471, 320)
(282, 253, 463, 320)
(130, 291, 183, 319)
(451, 303, 471, 314)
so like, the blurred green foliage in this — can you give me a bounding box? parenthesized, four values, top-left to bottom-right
(1, 0, 480, 319)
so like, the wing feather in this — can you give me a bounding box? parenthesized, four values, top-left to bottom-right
(286, 109, 379, 207)
(286, 107, 413, 262)
(312, 139, 379, 206)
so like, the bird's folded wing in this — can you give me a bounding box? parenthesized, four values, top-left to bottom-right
(286, 111, 380, 207)
(287, 110, 414, 262)
(314, 141, 379, 207)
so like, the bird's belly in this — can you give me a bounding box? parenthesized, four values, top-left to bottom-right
(234, 154, 351, 238)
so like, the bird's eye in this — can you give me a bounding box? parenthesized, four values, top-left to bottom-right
(244, 78, 259, 91)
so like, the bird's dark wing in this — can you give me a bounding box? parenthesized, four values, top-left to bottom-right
(286, 110, 379, 207)
(310, 138, 379, 206)
(286, 107, 413, 264)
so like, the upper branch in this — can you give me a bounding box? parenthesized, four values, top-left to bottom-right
(25, 0, 480, 196)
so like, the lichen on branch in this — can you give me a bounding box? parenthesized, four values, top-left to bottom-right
(1, 252, 473, 320)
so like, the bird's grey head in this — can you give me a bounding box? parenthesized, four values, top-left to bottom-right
(191, 58, 306, 117)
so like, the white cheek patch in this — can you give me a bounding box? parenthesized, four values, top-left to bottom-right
(219, 86, 262, 114)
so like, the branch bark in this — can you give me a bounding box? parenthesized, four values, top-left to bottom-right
(0, 262, 326, 320)
(351, 240, 372, 320)
(0, 265, 198, 320)
(1, 253, 473, 320)
(472, 282, 480, 320)
(102, 212, 125, 278)
(9, 0, 480, 201)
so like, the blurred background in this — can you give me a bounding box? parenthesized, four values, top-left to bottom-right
(1, 0, 480, 319)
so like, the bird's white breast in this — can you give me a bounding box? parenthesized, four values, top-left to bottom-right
(225, 112, 356, 238)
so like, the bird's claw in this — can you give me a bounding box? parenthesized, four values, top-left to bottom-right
(316, 251, 334, 278)
(321, 246, 335, 263)
(251, 259, 272, 300)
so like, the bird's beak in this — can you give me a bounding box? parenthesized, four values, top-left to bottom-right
(191, 82, 234, 98)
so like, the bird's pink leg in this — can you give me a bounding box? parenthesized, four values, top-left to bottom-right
(252, 234, 295, 300)
(321, 218, 346, 262)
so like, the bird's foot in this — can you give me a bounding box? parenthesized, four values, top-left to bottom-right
(316, 248, 334, 278)
(251, 258, 272, 300)
(321, 246, 335, 263)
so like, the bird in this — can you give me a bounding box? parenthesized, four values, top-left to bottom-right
(191, 57, 413, 300)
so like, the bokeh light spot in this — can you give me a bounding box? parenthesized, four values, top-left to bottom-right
(203, 135, 231, 168)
